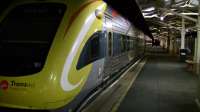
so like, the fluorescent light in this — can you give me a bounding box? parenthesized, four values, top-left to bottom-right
(143, 7, 155, 12)
(170, 9, 177, 11)
(181, 12, 199, 16)
(144, 14, 158, 18)
(180, 4, 195, 7)
(160, 16, 165, 21)
(142, 12, 150, 16)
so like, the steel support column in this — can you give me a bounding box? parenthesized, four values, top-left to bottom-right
(169, 31, 174, 55)
(167, 29, 170, 52)
(179, 17, 186, 61)
(194, 4, 200, 74)
(181, 18, 185, 50)
(195, 1, 200, 107)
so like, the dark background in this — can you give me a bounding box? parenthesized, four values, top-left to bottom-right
(0, 1, 12, 14)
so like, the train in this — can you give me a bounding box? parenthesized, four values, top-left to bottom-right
(0, 0, 148, 111)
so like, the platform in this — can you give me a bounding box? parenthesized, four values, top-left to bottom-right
(82, 48, 199, 112)
(117, 54, 199, 112)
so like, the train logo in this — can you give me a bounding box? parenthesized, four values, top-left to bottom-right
(0, 80, 9, 90)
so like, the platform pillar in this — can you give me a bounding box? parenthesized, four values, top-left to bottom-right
(167, 29, 170, 52)
(196, 2, 200, 107)
(180, 18, 186, 61)
(169, 30, 174, 55)
(181, 18, 185, 49)
(194, 4, 200, 74)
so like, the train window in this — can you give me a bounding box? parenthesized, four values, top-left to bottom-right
(77, 32, 104, 70)
(124, 36, 128, 51)
(130, 40, 134, 49)
(0, 3, 66, 76)
(113, 33, 121, 56)
(121, 35, 126, 53)
(127, 36, 130, 51)
(91, 35, 100, 60)
(120, 36, 123, 52)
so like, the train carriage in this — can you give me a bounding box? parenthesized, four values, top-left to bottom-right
(0, 0, 146, 111)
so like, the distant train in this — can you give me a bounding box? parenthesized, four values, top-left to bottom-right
(0, 0, 147, 111)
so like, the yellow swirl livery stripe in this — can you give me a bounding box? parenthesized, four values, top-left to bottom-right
(64, 0, 102, 35)
(61, 4, 106, 91)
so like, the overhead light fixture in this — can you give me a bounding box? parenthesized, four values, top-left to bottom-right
(143, 7, 155, 12)
(162, 26, 167, 28)
(144, 14, 158, 18)
(180, 0, 195, 7)
(180, 4, 194, 7)
(170, 9, 177, 11)
(152, 28, 158, 30)
(142, 12, 149, 16)
(181, 12, 198, 16)
(160, 16, 165, 21)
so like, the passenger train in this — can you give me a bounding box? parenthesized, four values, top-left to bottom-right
(0, 0, 147, 111)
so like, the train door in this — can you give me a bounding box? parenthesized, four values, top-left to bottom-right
(95, 32, 107, 86)
(102, 32, 113, 81)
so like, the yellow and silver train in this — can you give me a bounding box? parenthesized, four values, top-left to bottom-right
(0, 0, 147, 111)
